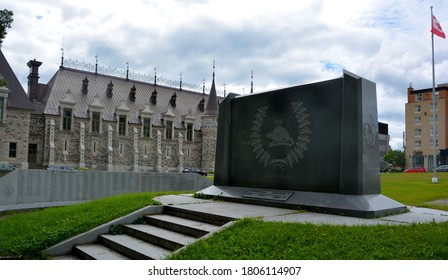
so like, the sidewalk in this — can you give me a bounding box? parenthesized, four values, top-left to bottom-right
(155, 194, 448, 226)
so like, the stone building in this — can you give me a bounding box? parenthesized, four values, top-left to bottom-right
(0, 50, 35, 169)
(0, 49, 220, 172)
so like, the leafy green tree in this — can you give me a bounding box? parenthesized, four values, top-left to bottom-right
(0, 9, 14, 47)
(384, 149, 405, 169)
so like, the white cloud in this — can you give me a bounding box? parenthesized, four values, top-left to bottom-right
(2, 0, 448, 150)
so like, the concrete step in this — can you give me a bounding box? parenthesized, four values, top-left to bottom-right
(73, 244, 130, 260)
(52, 254, 81, 260)
(124, 224, 197, 251)
(145, 214, 222, 238)
(164, 205, 234, 226)
(98, 234, 171, 260)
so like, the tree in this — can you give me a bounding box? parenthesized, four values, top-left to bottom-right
(384, 149, 405, 169)
(0, 9, 14, 48)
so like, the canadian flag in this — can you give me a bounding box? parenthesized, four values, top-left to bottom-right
(432, 14, 446, 39)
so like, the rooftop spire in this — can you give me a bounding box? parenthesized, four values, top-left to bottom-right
(204, 61, 219, 116)
(250, 70, 253, 94)
(179, 72, 182, 90)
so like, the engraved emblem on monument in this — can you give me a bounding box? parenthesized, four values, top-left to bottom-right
(365, 114, 377, 146)
(250, 101, 311, 170)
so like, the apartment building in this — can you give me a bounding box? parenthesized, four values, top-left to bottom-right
(405, 84, 448, 170)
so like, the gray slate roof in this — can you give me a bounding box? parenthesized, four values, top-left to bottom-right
(0, 49, 34, 110)
(41, 67, 219, 129)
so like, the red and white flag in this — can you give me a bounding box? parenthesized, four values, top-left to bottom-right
(432, 14, 446, 39)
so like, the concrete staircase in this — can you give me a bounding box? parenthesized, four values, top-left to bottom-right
(52, 206, 234, 260)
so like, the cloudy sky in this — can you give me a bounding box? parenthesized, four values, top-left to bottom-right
(2, 0, 448, 150)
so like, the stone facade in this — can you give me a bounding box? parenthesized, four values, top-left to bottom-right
(0, 55, 221, 172)
(0, 89, 31, 169)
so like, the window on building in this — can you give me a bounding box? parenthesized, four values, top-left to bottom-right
(186, 123, 193, 141)
(415, 141, 422, 149)
(416, 93, 423, 101)
(165, 146, 171, 159)
(62, 108, 72, 131)
(415, 117, 421, 125)
(118, 115, 127, 136)
(165, 120, 173, 140)
(30, 117, 38, 124)
(415, 128, 422, 137)
(412, 154, 424, 167)
(9, 142, 17, 158)
(431, 102, 438, 111)
(143, 118, 151, 138)
(0, 97, 3, 123)
(431, 139, 439, 148)
(414, 105, 422, 113)
(92, 141, 97, 153)
(431, 114, 438, 124)
(431, 127, 439, 136)
(92, 112, 100, 133)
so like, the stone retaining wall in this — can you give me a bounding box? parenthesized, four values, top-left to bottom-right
(0, 170, 211, 212)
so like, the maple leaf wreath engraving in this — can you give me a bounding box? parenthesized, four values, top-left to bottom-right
(250, 101, 311, 170)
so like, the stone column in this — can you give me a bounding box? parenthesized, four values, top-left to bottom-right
(178, 132, 184, 173)
(107, 125, 113, 171)
(79, 122, 85, 168)
(156, 130, 162, 172)
(133, 127, 139, 172)
(49, 119, 55, 166)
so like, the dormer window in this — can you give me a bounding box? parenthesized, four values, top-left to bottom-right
(143, 117, 151, 138)
(115, 100, 130, 136)
(186, 123, 193, 141)
(165, 120, 173, 140)
(62, 108, 72, 130)
(140, 104, 153, 138)
(88, 95, 104, 134)
(118, 115, 127, 136)
(163, 107, 175, 140)
(183, 110, 196, 141)
(91, 112, 100, 133)
(59, 89, 76, 131)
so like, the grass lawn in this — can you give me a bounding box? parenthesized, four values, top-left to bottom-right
(381, 172, 448, 211)
(0, 191, 190, 259)
(0, 173, 448, 259)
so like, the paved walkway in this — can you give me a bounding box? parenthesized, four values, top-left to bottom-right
(155, 194, 448, 226)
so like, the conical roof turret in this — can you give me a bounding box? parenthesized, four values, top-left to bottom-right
(204, 61, 219, 116)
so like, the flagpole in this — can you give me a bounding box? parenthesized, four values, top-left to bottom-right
(431, 6, 438, 183)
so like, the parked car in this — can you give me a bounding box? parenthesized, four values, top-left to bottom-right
(0, 163, 17, 172)
(182, 167, 207, 176)
(436, 165, 448, 172)
(404, 166, 426, 173)
(47, 165, 74, 171)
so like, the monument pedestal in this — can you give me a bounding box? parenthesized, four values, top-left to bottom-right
(200, 185, 407, 218)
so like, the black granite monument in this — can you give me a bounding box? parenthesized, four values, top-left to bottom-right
(200, 70, 406, 218)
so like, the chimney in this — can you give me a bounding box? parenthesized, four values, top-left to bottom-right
(106, 81, 114, 98)
(170, 92, 177, 108)
(129, 84, 136, 101)
(27, 59, 42, 101)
